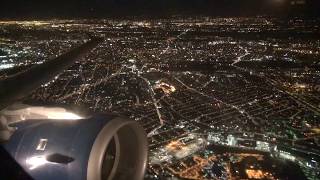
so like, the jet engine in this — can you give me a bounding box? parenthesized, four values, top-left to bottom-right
(2, 113, 148, 180)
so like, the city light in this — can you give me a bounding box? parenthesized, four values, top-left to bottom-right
(0, 64, 14, 70)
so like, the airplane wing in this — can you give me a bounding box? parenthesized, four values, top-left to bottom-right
(0, 38, 148, 180)
(0, 38, 102, 110)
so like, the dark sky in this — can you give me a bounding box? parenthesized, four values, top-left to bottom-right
(0, 0, 319, 19)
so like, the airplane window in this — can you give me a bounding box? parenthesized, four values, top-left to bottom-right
(0, 0, 320, 180)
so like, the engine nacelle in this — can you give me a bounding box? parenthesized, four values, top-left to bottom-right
(3, 114, 148, 180)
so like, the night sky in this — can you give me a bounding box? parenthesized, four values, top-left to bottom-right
(0, 0, 319, 19)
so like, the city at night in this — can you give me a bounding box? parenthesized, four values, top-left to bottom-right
(0, 0, 319, 180)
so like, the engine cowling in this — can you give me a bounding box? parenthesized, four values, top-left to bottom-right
(3, 114, 148, 180)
